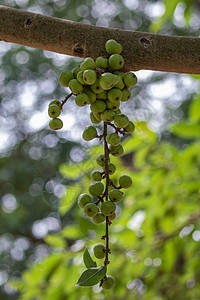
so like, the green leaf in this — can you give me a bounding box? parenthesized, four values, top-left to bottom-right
(8, 280, 25, 291)
(58, 184, 81, 215)
(190, 75, 200, 80)
(189, 93, 200, 123)
(44, 234, 66, 248)
(62, 224, 82, 239)
(75, 266, 107, 286)
(83, 247, 97, 268)
(170, 122, 200, 139)
(59, 159, 95, 179)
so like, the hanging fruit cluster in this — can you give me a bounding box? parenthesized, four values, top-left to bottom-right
(48, 39, 137, 289)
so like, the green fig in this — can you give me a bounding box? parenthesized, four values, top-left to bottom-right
(124, 72, 137, 88)
(80, 57, 95, 71)
(119, 175, 132, 188)
(68, 79, 83, 94)
(93, 244, 106, 259)
(89, 181, 104, 197)
(59, 70, 74, 87)
(105, 39, 123, 54)
(82, 126, 97, 141)
(48, 104, 61, 118)
(102, 276, 115, 289)
(109, 54, 124, 70)
(114, 114, 129, 128)
(96, 57, 108, 68)
(49, 118, 63, 130)
(83, 69, 97, 85)
(78, 193, 92, 208)
(101, 201, 116, 216)
(84, 203, 99, 217)
(75, 93, 90, 107)
(99, 73, 119, 90)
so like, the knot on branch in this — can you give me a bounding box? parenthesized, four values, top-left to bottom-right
(139, 37, 152, 48)
(24, 18, 33, 28)
(72, 43, 84, 56)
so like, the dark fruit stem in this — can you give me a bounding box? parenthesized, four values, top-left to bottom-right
(61, 92, 73, 109)
(103, 122, 109, 201)
(103, 122, 110, 267)
(104, 217, 110, 266)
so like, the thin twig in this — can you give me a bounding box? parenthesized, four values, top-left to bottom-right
(60, 93, 73, 109)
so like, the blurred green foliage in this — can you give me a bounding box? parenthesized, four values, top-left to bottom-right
(10, 117, 200, 299)
(0, 0, 200, 299)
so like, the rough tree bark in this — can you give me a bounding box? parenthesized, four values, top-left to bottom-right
(0, 5, 200, 74)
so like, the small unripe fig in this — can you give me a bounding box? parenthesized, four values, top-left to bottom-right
(77, 71, 85, 85)
(82, 126, 97, 141)
(73, 66, 81, 77)
(84, 203, 98, 217)
(96, 57, 108, 68)
(121, 89, 132, 102)
(113, 71, 125, 79)
(89, 181, 104, 197)
(96, 154, 110, 167)
(106, 39, 122, 55)
(90, 112, 101, 124)
(93, 244, 106, 259)
(91, 170, 102, 181)
(108, 212, 116, 221)
(107, 163, 116, 175)
(106, 133, 120, 146)
(91, 100, 106, 114)
(114, 75, 125, 90)
(124, 72, 137, 88)
(109, 189, 123, 202)
(93, 112, 102, 121)
(80, 57, 95, 71)
(124, 121, 135, 133)
(49, 118, 63, 130)
(99, 73, 119, 90)
(109, 54, 124, 70)
(97, 90, 107, 100)
(114, 114, 129, 128)
(90, 78, 104, 94)
(75, 93, 90, 107)
(109, 144, 124, 157)
(106, 100, 120, 111)
(92, 213, 106, 224)
(83, 69, 97, 85)
(101, 201, 116, 216)
(108, 88, 123, 103)
(119, 175, 132, 189)
(114, 108, 121, 115)
(78, 193, 92, 208)
(102, 276, 115, 290)
(108, 184, 115, 193)
(48, 104, 61, 118)
(83, 87, 96, 104)
(49, 100, 61, 107)
(59, 70, 74, 87)
(101, 110, 115, 122)
(68, 79, 83, 94)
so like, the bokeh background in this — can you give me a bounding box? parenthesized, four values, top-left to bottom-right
(0, 0, 200, 299)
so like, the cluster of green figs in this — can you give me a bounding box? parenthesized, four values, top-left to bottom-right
(48, 39, 137, 290)
(78, 162, 132, 222)
(48, 39, 137, 132)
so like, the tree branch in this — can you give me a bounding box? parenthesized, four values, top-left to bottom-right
(0, 5, 200, 74)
